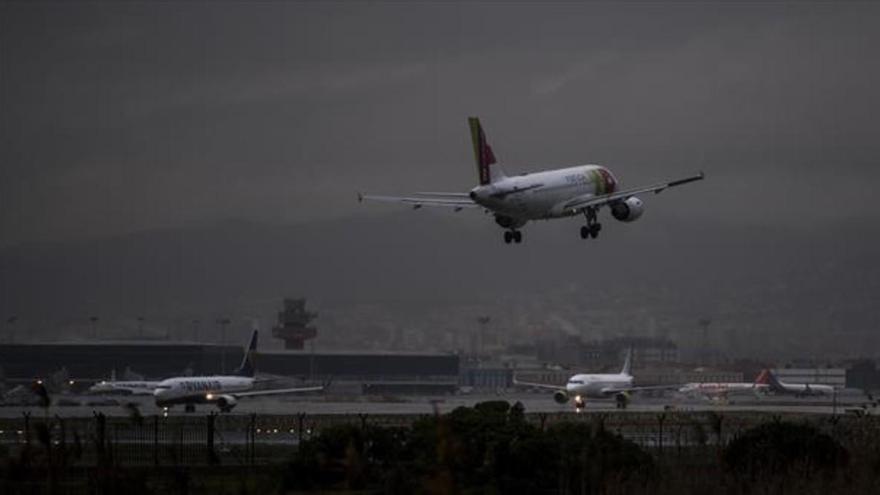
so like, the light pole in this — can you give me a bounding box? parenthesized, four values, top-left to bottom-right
(191, 319, 200, 342)
(137, 316, 145, 339)
(89, 316, 99, 340)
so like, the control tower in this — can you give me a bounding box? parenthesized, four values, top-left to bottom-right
(272, 298, 318, 350)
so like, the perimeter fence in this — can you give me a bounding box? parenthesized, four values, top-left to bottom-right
(1, 409, 879, 468)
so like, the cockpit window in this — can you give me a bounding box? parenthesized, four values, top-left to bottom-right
(568, 380, 584, 385)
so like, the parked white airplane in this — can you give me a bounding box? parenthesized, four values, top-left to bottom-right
(514, 349, 666, 410)
(359, 117, 704, 243)
(678, 369, 771, 401)
(153, 329, 323, 412)
(765, 370, 835, 397)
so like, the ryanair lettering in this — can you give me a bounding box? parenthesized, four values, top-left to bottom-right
(180, 380, 222, 392)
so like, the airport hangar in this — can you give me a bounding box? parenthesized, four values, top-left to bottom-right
(0, 342, 460, 395)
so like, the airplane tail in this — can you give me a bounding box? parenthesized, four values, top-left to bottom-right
(620, 347, 633, 376)
(235, 329, 259, 377)
(762, 369, 785, 390)
(754, 369, 771, 385)
(468, 117, 506, 185)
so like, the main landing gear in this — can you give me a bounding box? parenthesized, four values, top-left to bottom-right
(580, 208, 601, 240)
(503, 230, 522, 244)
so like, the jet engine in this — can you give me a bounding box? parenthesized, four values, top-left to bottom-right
(610, 197, 644, 222)
(553, 391, 569, 404)
(215, 395, 238, 412)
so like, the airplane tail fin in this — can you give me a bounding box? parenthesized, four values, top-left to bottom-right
(754, 369, 771, 385)
(235, 329, 259, 377)
(762, 369, 785, 390)
(620, 347, 633, 376)
(468, 117, 506, 185)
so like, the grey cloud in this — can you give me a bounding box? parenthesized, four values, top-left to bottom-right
(2, 2, 880, 245)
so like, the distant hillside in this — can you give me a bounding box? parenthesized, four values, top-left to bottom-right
(1, 211, 878, 357)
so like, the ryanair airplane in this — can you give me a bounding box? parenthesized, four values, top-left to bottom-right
(153, 329, 322, 412)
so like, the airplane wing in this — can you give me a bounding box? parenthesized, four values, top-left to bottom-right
(561, 172, 705, 212)
(414, 192, 472, 197)
(358, 192, 479, 210)
(512, 376, 566, 391)
(88, 381, 162, 395)
(231, 385, 324, 399)
(599, 384, 682, 396)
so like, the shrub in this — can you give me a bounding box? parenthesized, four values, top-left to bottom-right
(722, 421, 848, 481)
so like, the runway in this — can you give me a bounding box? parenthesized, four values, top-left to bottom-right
(0, 391, 873, 418)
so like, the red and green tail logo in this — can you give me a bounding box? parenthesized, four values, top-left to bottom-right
(469, 117, 496, 185)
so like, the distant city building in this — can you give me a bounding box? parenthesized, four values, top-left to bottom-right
(532, 335, 679, 370)
(634, 369, 744, 387)
(534, 335, 584, 367)
(460, 367, 513, 390)
(846, 360, 880, 391)
(598, 336, 679, 367)
(512, 370, 571, 388)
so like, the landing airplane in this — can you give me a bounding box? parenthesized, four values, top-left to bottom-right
(678, 369, 771, 401)
(153, 329, 323, 412)
(764, 370, 835, 397)
(514, 349, 668, 410)
(359, 117, 704, 243)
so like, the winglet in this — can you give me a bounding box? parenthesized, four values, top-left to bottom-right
(667, 172, 706, 188)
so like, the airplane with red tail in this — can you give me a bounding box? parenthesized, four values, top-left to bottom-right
(359, 117, 704, 244)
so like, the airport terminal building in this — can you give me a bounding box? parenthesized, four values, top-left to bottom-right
(0, 342, 460, 395)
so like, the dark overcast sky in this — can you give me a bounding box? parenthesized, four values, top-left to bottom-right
(2, 1, 879, 245)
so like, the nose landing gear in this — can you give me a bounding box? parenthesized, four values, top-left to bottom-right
(580, 208, 601, 240)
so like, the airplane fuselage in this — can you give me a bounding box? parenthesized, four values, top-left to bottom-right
(566, 373, 632, 399)
(470, 165, 618, 221)
(774, 381, 835, 396)
(679, 382, 768, 396)
(154, 376, 254, 407)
